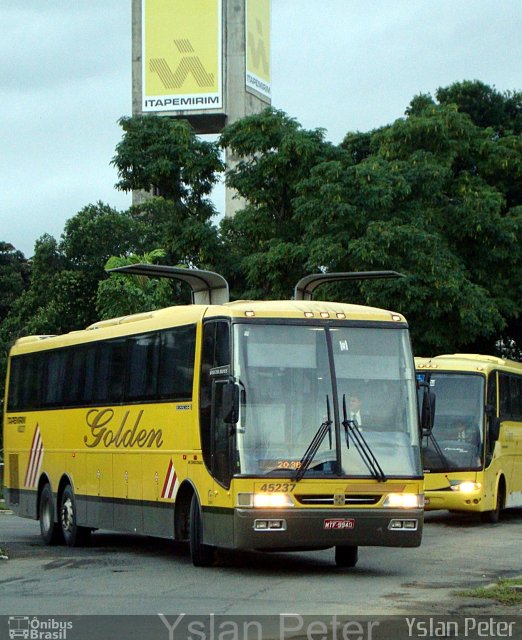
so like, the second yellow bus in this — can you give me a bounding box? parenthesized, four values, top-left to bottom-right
(416, 354, 522, 522)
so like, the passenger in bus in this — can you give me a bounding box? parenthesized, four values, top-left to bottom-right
(455, 420, 481, 466)
(456, 420, 479, 445)
(348, 394, 368, 430)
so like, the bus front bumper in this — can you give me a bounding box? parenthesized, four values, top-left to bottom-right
(424, 491, 484, 512)
(231, 507, 424, 550)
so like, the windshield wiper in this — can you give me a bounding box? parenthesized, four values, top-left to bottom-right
(342, 394, 387, 482)
(293, 396, 333, 482)
(423, 431, 451, 469)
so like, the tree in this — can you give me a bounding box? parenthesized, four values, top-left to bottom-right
(61, 202, 146, 268)
(2, 81, 521, 370)
(0, 242, 28, 323)
(96, 250, 173, 319)
(0, 241, 30, 446)
(111, 115, 224, 271)
(112, 115, 224, 203)
(0, 204, 151, 347)
(435, 80, 522, 135)
(219, 108, 336, 299)
(294, 87, 522, 356)
(214, 92, 522, 357)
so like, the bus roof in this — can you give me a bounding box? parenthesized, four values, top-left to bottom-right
(10, 299, 406, 355)
(415, 353, 522, 375)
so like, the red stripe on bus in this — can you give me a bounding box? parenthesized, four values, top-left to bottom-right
(161, 459, 173, 498)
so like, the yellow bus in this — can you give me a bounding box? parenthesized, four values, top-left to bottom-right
(416, 354, 522, 522)
(3, 266, 426, 567)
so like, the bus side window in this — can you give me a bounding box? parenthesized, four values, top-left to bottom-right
(499, 372, 511, 419)
(126, 333, 160, 401)
(158, 325, 196, 401)
(7, 357, 21, 411)
(510, 375, 522, 419)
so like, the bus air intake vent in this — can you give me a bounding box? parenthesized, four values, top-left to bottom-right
(294, 494, 381, 506)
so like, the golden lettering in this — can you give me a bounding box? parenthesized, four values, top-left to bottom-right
(83, 408, 163, 449)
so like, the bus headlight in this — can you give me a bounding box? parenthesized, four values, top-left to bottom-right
(237, 493, 294, 508)
(450, 481, 481, 493)
(383, 493, 423, 509)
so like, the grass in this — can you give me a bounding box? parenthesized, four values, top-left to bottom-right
(0, 546, 8, 559)
(459, 578, 522, 606)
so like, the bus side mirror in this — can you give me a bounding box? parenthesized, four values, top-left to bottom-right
(485, 403, 495, 416)
(222, 382, 239, 425)
(489, 416, 500, 442)
(421, 386, 435, 436)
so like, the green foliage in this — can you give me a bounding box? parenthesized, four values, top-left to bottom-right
(0, 242, 28, 323)
(61, 202, 146, 268)
(458, 577, 522, 606)
(128, 197, 223, 271)
(292, 84, 522, 356)
(220, 108, 336, 298)
(96, 250, 173, 319)
(216, 92, 522, 357)
(111, 115, 225, 272)
(436, 79, 522, 135)
(0, 205, 151, 359)
(1, 80, 522, 390)
(112, 115, 224, 206)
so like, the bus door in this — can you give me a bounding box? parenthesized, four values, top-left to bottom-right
(199, 320, 234, 542)
(498, 372, 520, 503)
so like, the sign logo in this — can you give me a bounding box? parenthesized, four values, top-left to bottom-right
(150, 40, 214, 90)
(8, 617, 73, 640)
(333, 493, 345, 506)
(246, 0, 271, 99)
(142, 0, 223, 112)
(8, 616, 29, 639)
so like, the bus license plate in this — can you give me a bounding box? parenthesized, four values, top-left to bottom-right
(323, 518, 355, 530)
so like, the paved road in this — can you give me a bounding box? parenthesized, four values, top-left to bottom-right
(0, 509, 521, 617)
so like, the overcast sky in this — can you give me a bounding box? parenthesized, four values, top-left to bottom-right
(1, 1, 521, 258)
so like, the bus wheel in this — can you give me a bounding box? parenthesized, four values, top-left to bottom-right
(481, 484, 505, 524)
(39, 484, 63, 545)
(60, 485, 91, 547)
(335, 545, 359, 568)
(189, 494, 215, 567)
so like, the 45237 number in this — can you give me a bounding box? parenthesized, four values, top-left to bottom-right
(258, 483, 296, 493)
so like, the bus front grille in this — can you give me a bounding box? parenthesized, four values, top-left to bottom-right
(294, 494, 381, 506)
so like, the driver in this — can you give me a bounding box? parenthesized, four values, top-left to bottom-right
(456, 421, 479, 445)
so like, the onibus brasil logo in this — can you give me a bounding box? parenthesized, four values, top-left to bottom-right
(8, 617, 73, 640)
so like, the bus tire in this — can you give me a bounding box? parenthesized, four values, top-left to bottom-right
(189, 494, 215, 567)
(39, 484, 63, 545)
(335, 545, 358, 567)
(60, 485, 91, 547)
(480, 483, 505, 524)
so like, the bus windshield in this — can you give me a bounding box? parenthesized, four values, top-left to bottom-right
(421, 373, 484, 472)
(233, 323, 420, 478)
